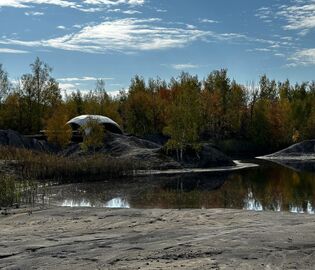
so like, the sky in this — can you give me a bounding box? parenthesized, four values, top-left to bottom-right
(0, 0, 315, 94)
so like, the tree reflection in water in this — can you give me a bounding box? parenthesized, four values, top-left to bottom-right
(45, 160, 315, 214)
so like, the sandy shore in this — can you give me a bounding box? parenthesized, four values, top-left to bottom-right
(1, 207, 315, 270)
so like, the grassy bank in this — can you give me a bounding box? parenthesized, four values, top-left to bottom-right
(0, 146, 143, 182)
(0, 174, 39, 208)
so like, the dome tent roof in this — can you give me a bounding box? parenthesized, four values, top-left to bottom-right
(67, 115, 122, 134)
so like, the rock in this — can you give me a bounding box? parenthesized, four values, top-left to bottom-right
(266, 159, 315, 173)
(259, 140, 315, 160)
(163, 143, 235, 168)
(62, 133, 182, 170)
(63, 133, 235, 169)
(0, 129, 235, 170)
(0, 129, 55, 152)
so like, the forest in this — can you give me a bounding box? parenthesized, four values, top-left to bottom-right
(0, 57, 315, 154)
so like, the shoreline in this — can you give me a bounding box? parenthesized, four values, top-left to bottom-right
(1, 207, 314, 269)
(137, 160, 258, 176)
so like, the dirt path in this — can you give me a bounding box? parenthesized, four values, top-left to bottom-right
(0, 207, 314, 269)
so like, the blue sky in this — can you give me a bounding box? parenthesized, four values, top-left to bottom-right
(0, 0, 314, 94)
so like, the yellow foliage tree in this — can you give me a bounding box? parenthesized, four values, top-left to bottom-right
(45, 106, 72, 148)
(80, 118, 105, 152)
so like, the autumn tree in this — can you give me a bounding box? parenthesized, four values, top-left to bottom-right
(80, 118, 105, 152)
(45, 105, 72, 148)
(123, 76, 154, 136)
(18, 57, 61, 133)
(164, 73, 202, 159)
(0, 64, 10, 105)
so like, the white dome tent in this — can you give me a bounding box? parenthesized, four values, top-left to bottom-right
(67, 115, 123, 134)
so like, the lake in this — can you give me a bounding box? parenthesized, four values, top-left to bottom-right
(43, 159, 315, 214)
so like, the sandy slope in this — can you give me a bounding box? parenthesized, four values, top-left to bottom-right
(0, 207, 315, 269)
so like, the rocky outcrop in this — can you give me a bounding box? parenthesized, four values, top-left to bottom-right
(259, 140, 315, 160)
(63, 133, 235, 169)
(62, 133, 182, 170)
(0, 130, 54, 152)
(164, 144, 235, 168)
(0, 129, 235, 170)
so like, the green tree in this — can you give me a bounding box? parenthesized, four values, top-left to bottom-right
(18, 58, 60, 133)
(164, 73, 202, 160)
(80, 118, 105, 152)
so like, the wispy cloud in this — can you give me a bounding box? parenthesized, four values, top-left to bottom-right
(0, 47, 28, 53)
(0, 0, 78, 9)
(58, 82, 77, 91)
(58, 76, 113, 81)
(0, 18, 211, 53)
(82, 0, 144, 5)
(171, 63, 200, 70)
(122, 9, 141, 14)
(277, 1, 315, 32)
(0, 0, 145, 12)
(57, 25, 66, 29)
(247, 48, 272, 52)
(255, 1, 315, 67)
(156, 8, 167, 13)
(199, 18, 219, 24)
(24, 11, 44, 16)
(290, 48, 315, 66)
(0, 16, 293, 55)
(108, 8, 141, 14)
(256, 1, 315, 35)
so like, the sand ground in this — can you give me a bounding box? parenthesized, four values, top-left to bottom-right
(0, 207, 315, 270)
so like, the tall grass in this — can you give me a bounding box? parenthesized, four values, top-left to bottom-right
(0, 146, 142, 182)
(0, 174, 38, 208)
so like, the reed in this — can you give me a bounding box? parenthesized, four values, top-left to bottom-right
(0, 174, 38, 208)
(0, 146, 142, 182)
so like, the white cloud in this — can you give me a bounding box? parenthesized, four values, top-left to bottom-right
(58, 76, 113, 81)
(122, 10, 141, 14)
(250, 48, 271, 52)
(199, 19, 219, 24)
(171, 64, 200, 70)
(274, 53, 285, 57)
(0, 18, 211, 53)
(73, 24, 83, 29)
(278, 2, 315, 32)
(58, 82, 77, 91)
(156, 8, 167, 13)
(0, 47, 28, 53)
(0, 0, 145, 12)
(256, 1, 315, 35)
(83, 0, 144, 5)
(290, 48, 315, 65)
(107, 90, 121, 97)
(57, 25, 66, 29)
(24, 11, 44, 15)
(0, 0, 78, 9)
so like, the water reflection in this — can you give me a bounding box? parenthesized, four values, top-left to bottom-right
(105, 198, 130, 208)
(289, 202, 315, 214)
(61, 197, 130, 208)
(62, 199, 93, 208)
(243, 191, 263, 211)
(269, 160, 315, 173)
(43, 159, 315, 214)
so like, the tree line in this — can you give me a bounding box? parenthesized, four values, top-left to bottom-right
(1, 58, 315, 152)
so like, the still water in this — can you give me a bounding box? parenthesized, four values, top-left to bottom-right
(45, 159, 315, 214)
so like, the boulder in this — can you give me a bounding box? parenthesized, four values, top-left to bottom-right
(0, 130, 54, 152)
